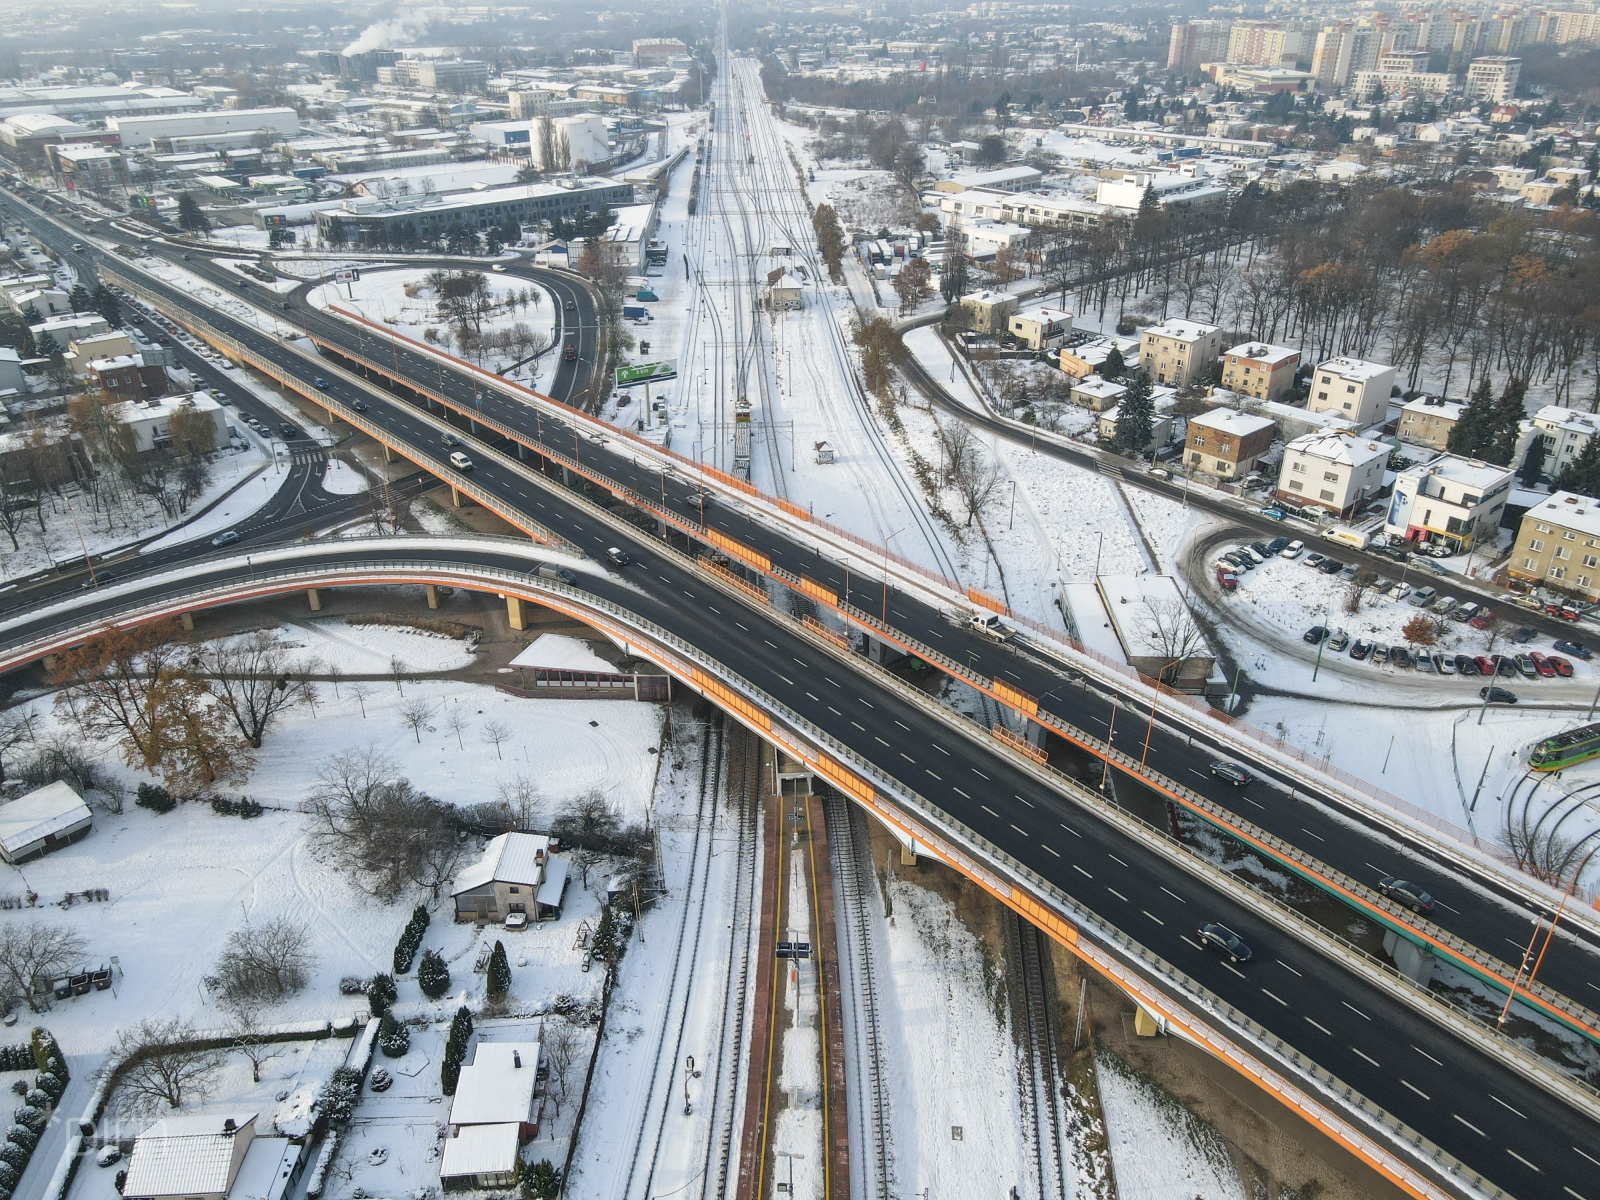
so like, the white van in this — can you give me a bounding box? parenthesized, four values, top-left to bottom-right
(448, 451, 474, 471)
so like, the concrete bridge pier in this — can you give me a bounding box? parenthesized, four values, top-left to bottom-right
(863, 634, 908, 667)
(306, 588, 322, 611)
(505, 594, 526, 631)
(1382, 930, 1436, 988)
(450, 486, 463, 508)
(425, 585, 440, 609)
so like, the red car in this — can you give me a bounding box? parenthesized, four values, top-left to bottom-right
(1470, 609, 1498, 629)
(1550, 655, 1575, 677)
(1473, 656, 1498, 676)
(1215, 565, 1238, 592)
(1543, 602, 1581, 621)
(563, 342, 577, 361)
(1529, 651, 1557, 678)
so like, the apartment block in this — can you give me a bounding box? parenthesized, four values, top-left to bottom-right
(1509, 491, 1600, 600)
(1306, 357, 1396, 428)
(1139, 320, 1222, 387)
(1396, 396, 1464, 450)
(1220, 342, 1300, 401)
(1276, 430, 1389, 518)
(1385, 454, 1512, 553)
(1465, 56, 1521, 103)
(1186, 408, 1276, 480)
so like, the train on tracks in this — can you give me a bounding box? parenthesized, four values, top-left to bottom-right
(1529, 721, 1600, 771)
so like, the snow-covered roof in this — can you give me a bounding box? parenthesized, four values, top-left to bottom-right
(1402, 453, 1512, 492)
(1225, 342, 1299, 368)
(1400, 396, 1464, 418)
(1095, 574, 1202, 661)
(1144, 319, 1219, 343)
(1316, 356, 1391, 382)
(1532, 405, 1600, 437)
(0, 781, 91, 854)
(1285, 429, 1388, 465)
(228, 1137, 296, 1200)
(452, 832, 550, 896)
(536, 856, 569, 909)
(1190, 407, 1274, 437)
(509, 634, 613, 673)
(1524, 492, 1600, 539)
(768, 272, 805, 291)
(122, 1112, 257, 1199)
(441, 1123, 521, 1180)
(449, 1042, 541, 1127)
(1073, 377, 1126, 400)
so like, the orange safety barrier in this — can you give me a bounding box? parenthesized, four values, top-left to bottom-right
(967, 586, 1006, 614)
(776, 498, 811, 521)
(697, 558, 770, 605)
(992, 724, 1048, 765)
(798, 576, 837, 607)
(993, 679, 1038, 718)
(706, 529, 771, 572)
(801, 615, 848, 648)
(687, 667, 773, 734)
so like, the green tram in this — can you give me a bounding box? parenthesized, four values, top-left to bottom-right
(1529, 722, 1600, 771)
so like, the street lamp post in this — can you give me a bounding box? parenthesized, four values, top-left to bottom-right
(1502, 839, 1600, 1028)
(881, 527, 905, 626)
(1140, 659, 1182, 772)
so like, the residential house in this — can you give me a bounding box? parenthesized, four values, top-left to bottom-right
(1306, 357, 1396, 428)
(1276, 430, 1390, 519)
(1385, 454, 1513, 553)
(0, 780, 92, 864)
(451, 832, 568, 924)
(1522, 406, 1600, 481)
(1185, 408, 1276, 480)
(1070, 377, 1125, 412)
(122, 1113, 298, 1200)
(90, 354, 169, 404)
(0, 346, 22, 393)
(1508, 491, 1600, 601)
(957, 290, 1018, 335)
(1096, 401, 1177, 454)
(1139, 320, 1222, 387)
(1007, 307, 1073, 351)
(1396, 396, 1464, 450)
(63, 331, 135, 375)
(116, 391, 227, 454)
(1220, 342, 1300, 401)
(440, 1041, 544, 1188)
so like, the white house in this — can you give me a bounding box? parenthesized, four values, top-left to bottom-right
(122, 1113, 297, 1200)
(115, 391, 228, 454)
(1275, 430, 1390, 519)
(1007, 307, 1073, 351)
(1139, 320, 1222, 387)
(452, 832, 568, 923)
(1385, 454, 1513, 553)
(1306, 357, 1396, 428)
(440, 1041, 544, 1187)
(1522, 405, 1600, 481)
(0, 780, 93, 864)
(0, 346, 23, 393)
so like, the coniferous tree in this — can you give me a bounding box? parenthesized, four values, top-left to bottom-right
(1554, 436, 1600, 496)
(1111, 373, 1155, 456)
(417, 950, 451, 998)
(486, 941, 511, 998)
(1447, 376, 1495, 458)
(90, 285, 120, 327)
(446, 1005, 474, 1060)
(1485, 378, 1528, 467)
(377, 1010, 410, 1057)
(1519, 435, 1547, 488)
(176, 192, 210, 234)
(1100, 346, 1125, 379)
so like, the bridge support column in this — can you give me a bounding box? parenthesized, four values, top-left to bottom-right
(425, 584, 440, 610)
(1022, 719, 1046, 749)
(506, 595, 526, 631)
(1382, 931, 1436, 988)
(1133, 1006, 1166, 1037)
(179, 613, 194, 631)
(863, 634, 908, 667)
(40, 654, 56, 674)
(307, 588, 322, 611)
(382, 445, 395, 464)
(450, 486, 463, 508)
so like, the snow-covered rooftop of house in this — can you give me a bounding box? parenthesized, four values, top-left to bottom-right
(1061, 582, 1130, 666)
(0, 780, 91, 854)
(1225, 341, 1299, 367)
(509, 634, 613, 673)
(1400, 395, 1464, 417)
(1316, 356, 1391, 381)
(1073, 377, 1125, 400)
(452, 831, 551, 895)
(1284, 429, 1389, 468)
(229, 1136, 297, 1200)
(122, 1112, 258, 1199)
(1014, 306, 1071, 327)
(449, 1042, 541, 1127)
(1144, 318, 1219, 342)
(116, 390, 222, 420)
(1189, 407, 1274, 437)
(769, 272, 806, 290)
(441, 1122, 521, 1179)
(1258, 399, 1356, 433)
(1524, 491, 1600, 539)
(1532, 405, 1600, 436)
(1403, 453, 1512, 491)
(536, 856, 569, 909)
(961, 289, 1013, 307)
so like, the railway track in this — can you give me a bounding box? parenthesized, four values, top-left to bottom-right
(1007, 912, 1071, 1200)
(700, 725, 763, 1200)
(621, 711, 727, 1200)
(823, 791, 893, 1199)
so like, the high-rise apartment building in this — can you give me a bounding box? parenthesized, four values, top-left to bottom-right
(1167, 20, 1232, 72)
(1226, 22, 1305, 68)
(1310, 23, 1381, 89)
(1465, 55, 1521, 103)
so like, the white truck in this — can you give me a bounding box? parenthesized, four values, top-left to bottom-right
(970, 612, 1013, 642)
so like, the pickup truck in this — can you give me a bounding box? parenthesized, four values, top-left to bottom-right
(970, 612, 1013, 642)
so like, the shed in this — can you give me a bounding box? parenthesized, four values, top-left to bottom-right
(766, 272, 804, 310)
(0, 780, 93, 864)
(440, 1123, 521, 1189)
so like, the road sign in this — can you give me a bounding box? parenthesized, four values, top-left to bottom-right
(615, 360, 677, 388)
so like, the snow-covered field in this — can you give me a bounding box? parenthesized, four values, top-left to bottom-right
(1096, 1053, 1244, 1200)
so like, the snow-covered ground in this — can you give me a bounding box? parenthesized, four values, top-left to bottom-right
(1096, 1053, 1244, 1200)
(308, 266, 560, 395)
(1, 442, 272, 578)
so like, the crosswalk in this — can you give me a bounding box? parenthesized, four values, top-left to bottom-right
(287, 449, 326, 467)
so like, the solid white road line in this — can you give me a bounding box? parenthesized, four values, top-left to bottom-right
(1401, 1080, 1431, 1100)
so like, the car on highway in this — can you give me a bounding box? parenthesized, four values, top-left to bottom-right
(1377, 876, 1435, 914)
(1282, 540, 1305, 559)
(536, 563, 578, 584)
(211, 530, 241, 548)
(564, 300, 576, 311)
(491, 264, 508, 273)
(313, 375, 330, 388)
(278, 423, 296, 438)
(351, 400, 368, 412)
(1215, 566, 1237, 592)
(1196, 923, 1253, 964)
(604, 546, 630, 566)
(1480, 685, 1518, 704)
(70, 241, 83, 251)
(1208, 762, 1251, 786)
(1553, 639, 1593, 660)
(448, 451, 475, 471)
(440, 432, 460, 448)
(563, 342, 577, 361)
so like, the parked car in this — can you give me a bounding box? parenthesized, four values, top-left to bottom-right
(1242, 545, 1266, 564)
(1550, 655, 1575, 677)
(1431, 596, 1459, 616)
(1453, 602, 1481, 623)
(1492, 654, 1517, 677)
(1529, 652, 1556, 678)
(1372, 642, 1391, 664)
(1388, 581, 1412, 601)
(1326, 629, 1350, 652)
(1437, 654, 1456, 676)
(1303, 625, 1330, 644)
(1209, 762, 1251, 785)
(1226, 551, 1254, 571)
(1319, 558, 1345, 575)
(1216, 566, 1238, 592)
(1544, 601, 1582, 621)
(1408, 586, 1437, 607)
(1350, 638, 1373, 660)
(1480, 686, 1519, 704)
(1414, 650, 1435, 672)
(1513, 654, 1539, 679)
(1378, 876, 1436, 915)
(1304, 552, 1325, 568)
(1513, 625, 1539, 644)
(1282, 540, 1305, 559)
(1470, 609, 1498, 629)
(1470, 655, 1495, 676)
(1197, 923, 1253, 963)
(1259, 506, 1286, 520)
(1391, 646, 1413, 668)
(1266, 536, 1290, 555)
(1553, 640, 1593, 660)
(1455, 654, 1479, 676)
(278, 423, 296, 438)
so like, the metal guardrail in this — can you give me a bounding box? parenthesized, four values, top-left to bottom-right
(0, 551, 1507, 1200)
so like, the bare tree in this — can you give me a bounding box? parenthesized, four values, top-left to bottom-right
(943, 422, 1006, 527)
(481, 720, 512, 760)
(543, 1021, 581, 1117)
(0, 922, 87, 1012)
(1138, 600, 1208, 685)
(326, 663, 342, 698)
(193, 632, 316, 748)
(349, 681, 372, 718)
(306, 748, 462, 900)
(446, 708, 469, 751)
(399, 698, 437, 744)
(229, 1010, 282, 1083)
(494, 774, 543, 828)
(214, 916, 315, 1007)
(389, 655, 408, 694)
(111, 1018, 223, 1113)
(0, 704, 36, 788)
(1343, 569, 1380, 614)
